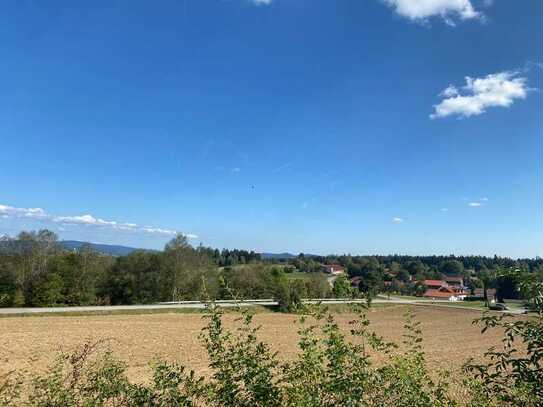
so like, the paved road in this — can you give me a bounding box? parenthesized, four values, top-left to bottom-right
(0, 300, 274, 315)
(0, 298, 438, 315)
(0, 297, 526, 315)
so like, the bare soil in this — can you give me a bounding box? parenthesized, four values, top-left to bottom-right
(0, 305, 504, 383)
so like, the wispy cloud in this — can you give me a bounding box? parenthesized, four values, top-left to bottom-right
(0, 205, 48, 220)
(392, 217, 404, 224)
(0, 203, 197, 238)
(249, 0, 273, 5)
(382, 0, 482, 25)
(524, 61, 543, 71)
(462, 196, 489, 208)
(231, 167, 241, 174)
(441, 208, 449, 212)
(431, 71, 531, 119)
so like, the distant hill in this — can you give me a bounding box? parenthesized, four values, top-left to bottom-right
(3, 239, 315, 259)
(261, 252, 297, 260)
(260, 252, 320, 260)
(61, 241, 145, 256)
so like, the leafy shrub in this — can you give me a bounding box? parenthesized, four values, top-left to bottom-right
(3, 297, 543, 406)
(464, 278, 543, 406)
(28, 339, 130, 406)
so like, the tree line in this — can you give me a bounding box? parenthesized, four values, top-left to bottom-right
(1, 229, 542, 308)
(0, 230, 330, 309)
(289, 253, 543, 301)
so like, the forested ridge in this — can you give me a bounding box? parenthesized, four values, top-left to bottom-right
(1, 229, 542, 308)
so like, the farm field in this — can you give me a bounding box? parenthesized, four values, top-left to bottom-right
(0, 305, 505, 385)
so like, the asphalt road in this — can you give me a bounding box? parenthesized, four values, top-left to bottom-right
(0, 297, 526, 315)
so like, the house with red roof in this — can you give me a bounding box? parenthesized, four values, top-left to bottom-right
(424, 280, 446, 289)
(444, 275, 464, 287)
(420, 279, 468, 300)
(323, 265, 345, 275)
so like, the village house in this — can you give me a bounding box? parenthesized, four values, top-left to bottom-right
(444, 275, 464, 287)
(421, 278, 468, 301)
(323, 264, 345, 275)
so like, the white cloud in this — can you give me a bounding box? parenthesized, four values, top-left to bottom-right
(432, 71, 531, 119)
(140, 227, 178, 236)
(382, 0, 481, 24)
(441, 85, 459, 97)
(54, 214, 117, 227)
(0, 204, 48, 219)
(441, 208, 449, 212)
(0, 203, 197, 238)
(249, 0, 272, 5)
(468, 202, 482, 207)
(392, 217, 404, 223)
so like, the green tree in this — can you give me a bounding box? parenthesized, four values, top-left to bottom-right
(396, 268, 411, 283)
(163, 234, 216, 302)
(495, 273, 520, 302)
(440, 260, 464, 276)
(333, 275, 352, 298)
(0, 263, 17, 307)
(28, 271, 64, 307)
(413, 281, 427, 297)
(358, 270, 383, 297)
(479, 268, 496, 304)
(50, 251, 98, 305)
(306, 272, 331, 298)
(406, 260, 426, 276)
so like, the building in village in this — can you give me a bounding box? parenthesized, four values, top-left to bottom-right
(421, 277, 468, 301)
(323, 264, 345, 275)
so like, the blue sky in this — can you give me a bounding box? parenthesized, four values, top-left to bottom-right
(1, 0, 542, 257)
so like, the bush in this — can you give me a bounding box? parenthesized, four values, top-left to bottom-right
(3, 298, 542, 406)
(464, 284, 543, 406)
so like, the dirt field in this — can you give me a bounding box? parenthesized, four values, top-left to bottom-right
(0, 305, 504, 383)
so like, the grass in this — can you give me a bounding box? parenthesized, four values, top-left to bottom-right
(0, 305, 273, 318)
(0, 303, 396, 318)
(379, 294, 421, 300)
(285, 271, 321, 280)
(428, 301, 487, 309)
(502, 301, 528, 311)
